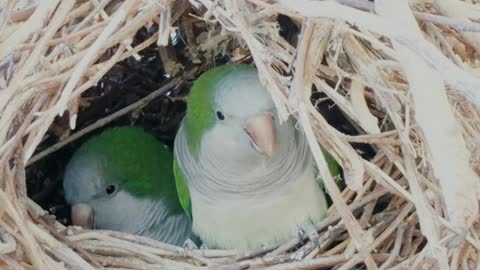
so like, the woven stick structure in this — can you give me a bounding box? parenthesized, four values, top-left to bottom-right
(1, 0, 480, 269)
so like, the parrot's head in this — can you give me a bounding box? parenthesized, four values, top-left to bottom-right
(185, 64, 287, 165)
(63, 127, 178, 231)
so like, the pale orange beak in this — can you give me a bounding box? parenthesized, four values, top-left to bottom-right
(71, 203, 95, 229)
(244, 112, 276, 158)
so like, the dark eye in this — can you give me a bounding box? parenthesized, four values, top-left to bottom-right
(105, 185, 116, 195)
(216, 111, 225, 120)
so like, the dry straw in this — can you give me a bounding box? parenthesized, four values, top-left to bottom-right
(1, 0, 480, 269)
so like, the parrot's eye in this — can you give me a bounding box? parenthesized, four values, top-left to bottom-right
(216, 111, 225, 120)
(105, 185, 116, 195)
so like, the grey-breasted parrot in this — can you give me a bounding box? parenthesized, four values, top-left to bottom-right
(173, 64, 340, 250)
(64, 126, 194, 246)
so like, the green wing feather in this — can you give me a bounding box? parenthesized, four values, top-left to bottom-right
(317, 147, 344, 191)
(322, 148, 344, 189)
(317, 147, 344, 206)
(173, 155, 193, 221)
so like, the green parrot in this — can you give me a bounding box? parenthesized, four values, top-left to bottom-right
(63, 126, 194, 246)
(173, 64, 340, 251)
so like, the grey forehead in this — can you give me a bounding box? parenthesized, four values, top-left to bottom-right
(214, 70, 274, 115)
(63, 154, 106, 204)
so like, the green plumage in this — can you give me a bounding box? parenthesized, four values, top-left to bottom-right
(75, 126, 182, 212)
(320, 148, 343, 190)
(173, 156, 192, 221)
(174, 64, 344, 228)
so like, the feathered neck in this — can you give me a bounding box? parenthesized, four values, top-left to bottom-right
(175, 119, 313, 201)
(128, 196, 192, 245)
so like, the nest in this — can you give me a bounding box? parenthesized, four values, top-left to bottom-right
(2, 0, 480, 269)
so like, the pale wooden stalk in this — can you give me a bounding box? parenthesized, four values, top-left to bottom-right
(433, 0, 480, 52)
(291, 20, 377, 270)
(54, 0, 136, 116)
(0, 0, 68, 144)
(278, 0, 480, 108)
(158, 0, 172, 46)
(377, 0, 478, 241)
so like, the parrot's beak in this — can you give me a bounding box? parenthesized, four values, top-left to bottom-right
(245, 112, 276, 158)
(71, 203, 95, 229)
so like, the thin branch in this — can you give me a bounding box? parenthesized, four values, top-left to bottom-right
(27, 79, 182, 166)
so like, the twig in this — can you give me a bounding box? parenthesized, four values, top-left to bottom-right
(27, 79, 182, 166)
(377, 0, 477, 257)
(54, 0, 136, 116)
(379, 224, 406, 270)
(31, 213, 103, 268)
(336, 0, 480, 32)
(291, 19, 377, 270)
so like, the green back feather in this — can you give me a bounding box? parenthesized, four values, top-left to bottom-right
(322, 147, 343, 188)
(75, 126, 182, 212)
(318, 147, 344, 206)
(184, 64, 254, 158)
(173, 156, 192, 221)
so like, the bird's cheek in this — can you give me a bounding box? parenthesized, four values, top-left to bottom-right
(71, 203, 95, 229)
